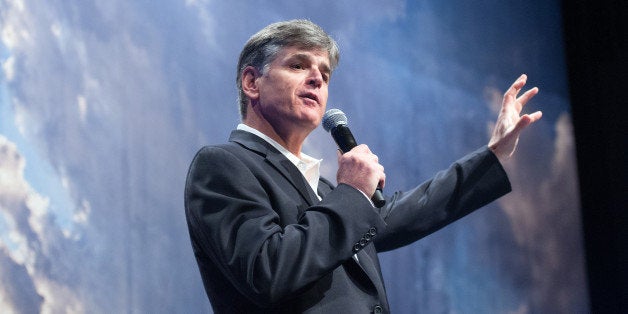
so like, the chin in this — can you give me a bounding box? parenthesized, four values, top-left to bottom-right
(296, 116, 321, 131)
(307, 112, 324, 126)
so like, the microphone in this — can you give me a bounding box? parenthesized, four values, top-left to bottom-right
(322, 109, 386, 208)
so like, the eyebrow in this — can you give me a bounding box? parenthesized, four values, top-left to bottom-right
(290, 53, 331, 76)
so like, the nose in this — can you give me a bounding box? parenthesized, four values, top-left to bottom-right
(306, 69, 323, 88)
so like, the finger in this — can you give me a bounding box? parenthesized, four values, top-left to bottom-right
(506, 74, 528, 96)
(512, 111, 542, 135)
(378, 166, 386, 189)
(527, 111, 543, 123)
(503, 74, 528, 109)
(351, 144, 370, 154)
(509, 116, 532, 139)
(516, 87, 539, 107)
(510, 111, 542, 136)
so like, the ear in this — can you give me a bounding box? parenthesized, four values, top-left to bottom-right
(241, 66, 261, 101)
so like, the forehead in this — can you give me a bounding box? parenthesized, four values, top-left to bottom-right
(274, 46, 330, 65)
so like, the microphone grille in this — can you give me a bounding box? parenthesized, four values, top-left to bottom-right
(322, 109, 348, 132)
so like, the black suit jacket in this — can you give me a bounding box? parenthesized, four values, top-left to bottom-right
(185, 130, 511, 313)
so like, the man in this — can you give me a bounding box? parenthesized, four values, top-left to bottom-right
(185, 19, 542, 313)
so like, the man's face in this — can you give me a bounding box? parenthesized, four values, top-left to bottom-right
(253, 46, 331, 134)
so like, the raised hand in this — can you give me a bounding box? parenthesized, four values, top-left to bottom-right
(488, 74, 543, 162)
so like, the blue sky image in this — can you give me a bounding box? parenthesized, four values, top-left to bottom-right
(0, 0, 587, 313)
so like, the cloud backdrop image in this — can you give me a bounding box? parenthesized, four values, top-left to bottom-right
(0, 0, 587, 313)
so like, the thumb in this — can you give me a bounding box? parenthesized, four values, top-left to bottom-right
(514, 111, 543, 135)
(512, 115, 533, 136)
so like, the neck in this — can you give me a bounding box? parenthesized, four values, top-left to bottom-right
(243, 116, 309, 157)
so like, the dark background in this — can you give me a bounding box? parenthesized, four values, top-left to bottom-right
(562, 0, 628, 312)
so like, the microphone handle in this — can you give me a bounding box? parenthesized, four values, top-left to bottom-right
(331, 125, 386, 208)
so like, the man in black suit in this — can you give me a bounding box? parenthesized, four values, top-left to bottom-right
(184, 19, 542, 313)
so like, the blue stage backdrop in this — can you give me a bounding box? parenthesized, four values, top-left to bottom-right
(0, 1, 588, 313)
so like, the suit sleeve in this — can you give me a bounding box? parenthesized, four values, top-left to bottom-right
(374, 146, 512, 252)
(184, 146, 386, 306)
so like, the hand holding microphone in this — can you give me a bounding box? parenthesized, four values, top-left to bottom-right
(323, 109, 386, 208)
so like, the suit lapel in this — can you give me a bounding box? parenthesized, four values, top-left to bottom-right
(274, 157, 319, 205)
(229, 130, 318, 206)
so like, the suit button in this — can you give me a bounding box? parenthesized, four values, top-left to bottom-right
(359, 237, 368, 246)
(369, 227, 377, 236)
(373, 305, 383, 313)
(353, 243, 361, 252)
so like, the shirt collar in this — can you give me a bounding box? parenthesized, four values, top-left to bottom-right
(237, 124, 322, 195)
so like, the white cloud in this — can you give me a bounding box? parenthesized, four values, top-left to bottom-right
(50, 22, 62, 38)
(0, 296, 18, 314)
(0, 135, 25, 185)
(496, 113, 586, 310)
(1, 1, 206, 310)
(0, 0, 32, 50)
(0, 135, 85, 312)
(6, 0, 25, 11)
(12, 99, 29, 138)
(1, 55, 15, 81)
(1, 23, 19, 49)
(72, 199, 90, 226)
(498, 113, 580, 246)
(32, 276, 84, 314)
(26, 189, 50, 242)
(5, 224, 31, 266)
(76, 95, 87, 123)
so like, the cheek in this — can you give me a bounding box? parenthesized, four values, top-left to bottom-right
(321, 90, 329, 103)
(319, 89, 329, 107)
(259, 84, 287, 106)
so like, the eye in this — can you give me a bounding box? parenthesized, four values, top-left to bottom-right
(322, 73, 330, 83)
(291, 64, 304, 70)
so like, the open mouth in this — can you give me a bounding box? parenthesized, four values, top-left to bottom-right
(300, 92, 319, 105)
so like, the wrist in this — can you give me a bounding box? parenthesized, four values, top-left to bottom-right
(488, 144, 509, 164)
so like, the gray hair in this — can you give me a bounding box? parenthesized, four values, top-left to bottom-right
(236, 19, 340, 119)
